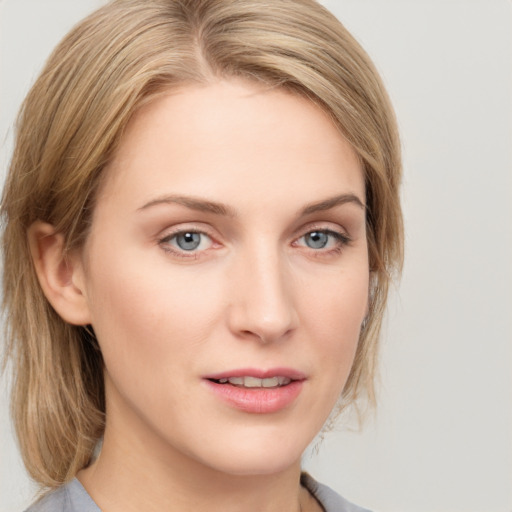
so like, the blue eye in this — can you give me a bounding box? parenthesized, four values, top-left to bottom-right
(174, 232, 202, 251)
(304, 231, 329, 249)
(298, 229, 350, 251)
(161, 231, 212, 254)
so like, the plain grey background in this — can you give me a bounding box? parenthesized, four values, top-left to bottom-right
(1, 1, 511, 511)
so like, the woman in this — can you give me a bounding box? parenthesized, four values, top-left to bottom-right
(2, 0, 403, 511)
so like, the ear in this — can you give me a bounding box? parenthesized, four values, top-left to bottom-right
(27, 221, 92, 325)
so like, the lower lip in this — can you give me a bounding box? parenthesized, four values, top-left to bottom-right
(204, 380, 304, 414)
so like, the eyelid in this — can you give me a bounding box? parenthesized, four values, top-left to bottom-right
(294, 221, 351, 240)
(157, 220, 218, 239)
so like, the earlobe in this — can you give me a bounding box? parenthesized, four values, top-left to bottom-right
(27, 221, 92, 325)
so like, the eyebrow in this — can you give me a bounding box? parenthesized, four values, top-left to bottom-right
(138, 194, 236, 216)
(300, 193, 365, 215)
(138, 192, 365, 217)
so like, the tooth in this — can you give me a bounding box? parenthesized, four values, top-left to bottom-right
(223, 376, 292, 388)
(243, 376, 263, 388)
(262, 377, 279, 388)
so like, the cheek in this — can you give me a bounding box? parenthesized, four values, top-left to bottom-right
(84, 254, 224, 369)
(299, 267, 369, 382)
(83, 265, 217, 422)
(302, 268, 369, 337)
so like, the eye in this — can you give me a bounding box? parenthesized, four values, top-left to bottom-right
(296, 229, 350, 251)
(304, 231, 330, 249)
(160, 230, 213, 255)
(174, 232, 202, 251)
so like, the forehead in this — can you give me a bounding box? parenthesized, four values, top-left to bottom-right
(97, 79, 364, 212)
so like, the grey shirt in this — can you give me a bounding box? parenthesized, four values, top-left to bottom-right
(25, 473, 372, 512)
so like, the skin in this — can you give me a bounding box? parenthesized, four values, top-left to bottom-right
(33, 79, 369, 512)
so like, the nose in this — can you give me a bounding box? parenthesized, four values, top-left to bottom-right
(226, 244, 299, 344)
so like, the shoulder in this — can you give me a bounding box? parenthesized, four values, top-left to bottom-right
(24, 479, 100, 512)
(301, 473, 373, 512)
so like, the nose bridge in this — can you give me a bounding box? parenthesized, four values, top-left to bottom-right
(228, 237, 298, 342)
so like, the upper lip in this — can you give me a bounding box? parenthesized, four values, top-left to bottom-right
(204, 367, 306, 381)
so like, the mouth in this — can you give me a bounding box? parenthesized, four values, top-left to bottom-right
(203, 368, 305, 414)
(209, 376, 292, 388)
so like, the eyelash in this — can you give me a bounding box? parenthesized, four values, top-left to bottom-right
(158, 226, 352, 259)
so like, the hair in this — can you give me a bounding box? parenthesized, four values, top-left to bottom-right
(1, 0, 403, 489)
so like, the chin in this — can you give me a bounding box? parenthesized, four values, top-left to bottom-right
(188, 429, 310, 477)
(207, 454, 302, 477)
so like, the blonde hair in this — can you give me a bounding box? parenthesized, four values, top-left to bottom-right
(2, 0, 403, 488)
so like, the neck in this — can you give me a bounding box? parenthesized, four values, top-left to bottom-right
(79, 446, 305, 512)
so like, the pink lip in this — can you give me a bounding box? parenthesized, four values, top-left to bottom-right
(203, 367, 306, 414)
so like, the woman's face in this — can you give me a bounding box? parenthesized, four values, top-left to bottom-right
(77, 79, 369, 476)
